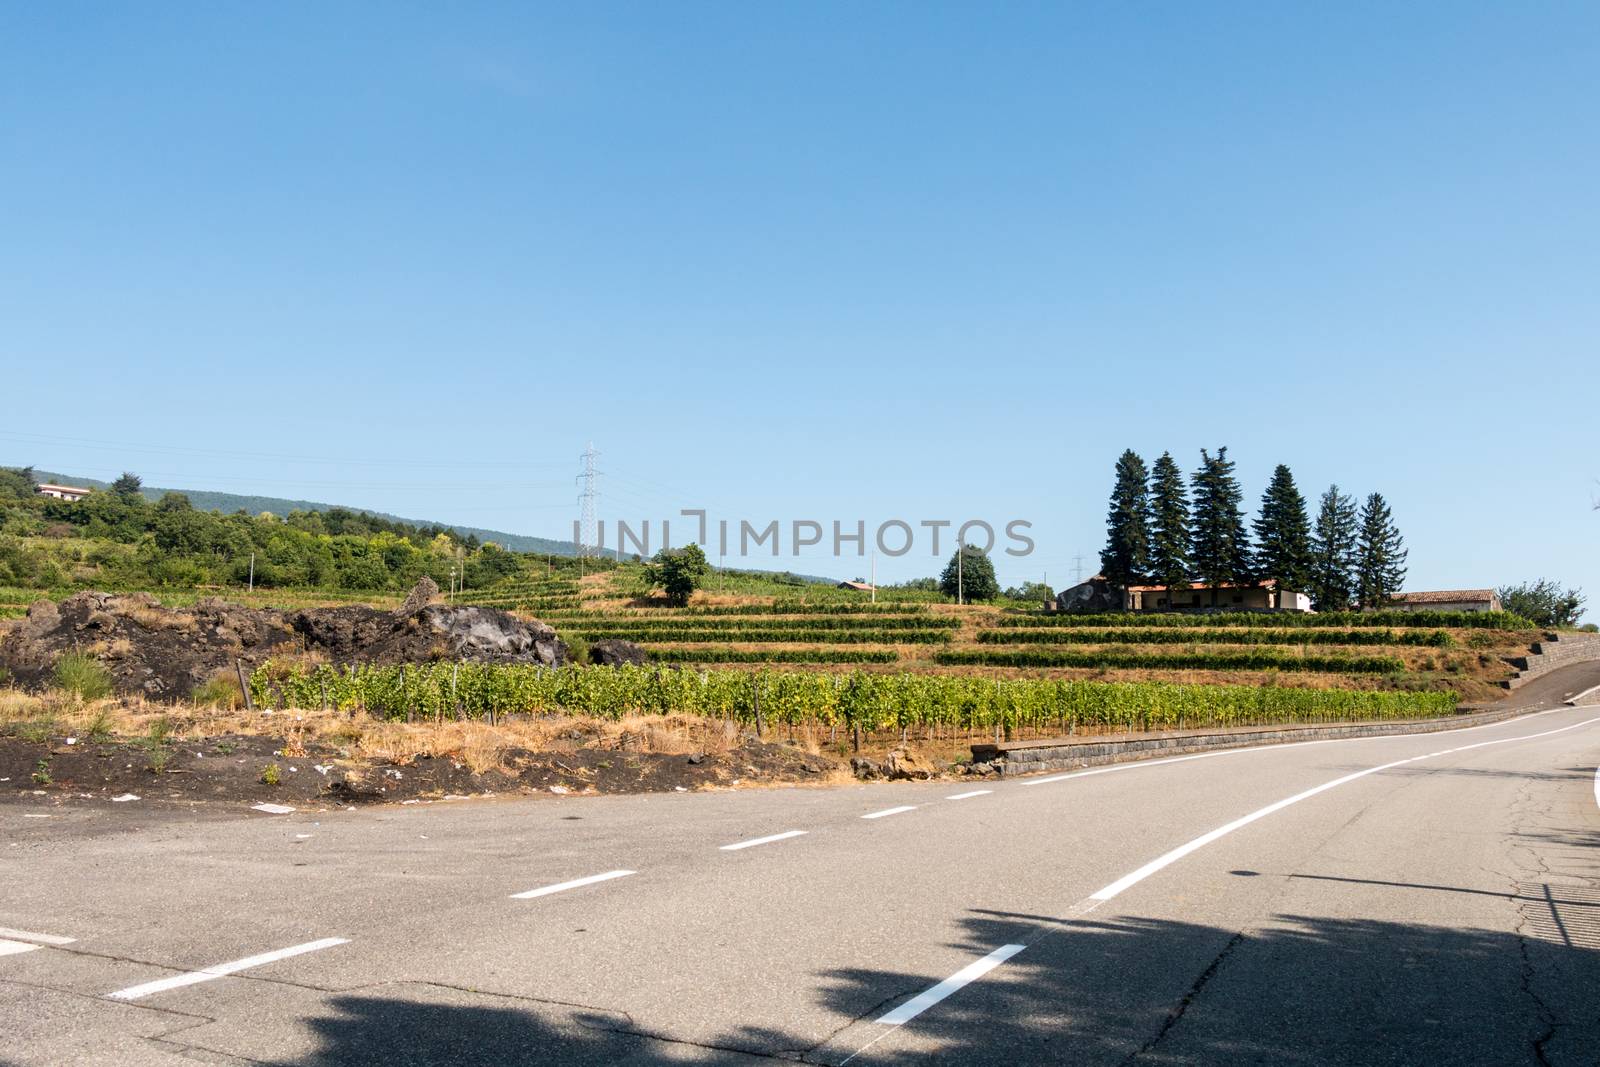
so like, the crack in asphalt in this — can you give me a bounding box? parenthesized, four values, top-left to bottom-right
(1508, 778, 1560, 1066)
(1119, 929, 1246, 1064)
(794, 985, 926, 1064)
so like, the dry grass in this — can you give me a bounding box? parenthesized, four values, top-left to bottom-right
(1, 686, 766, 775)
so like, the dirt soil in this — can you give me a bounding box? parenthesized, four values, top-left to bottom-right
(0, 582, 565, 701)
(1, 727, 839, 812)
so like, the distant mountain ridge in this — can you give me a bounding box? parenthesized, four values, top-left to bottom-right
(29, 469, 609, 558)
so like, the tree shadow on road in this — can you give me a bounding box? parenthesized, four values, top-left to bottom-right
(251, 905, 1600, 1066)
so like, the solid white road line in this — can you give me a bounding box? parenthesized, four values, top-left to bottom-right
(861, 806, 917, 820)
(720, 830, 808, 851)
(106, 937, 349, 1001)
(946, 790, 992, 801)
(1594, 764, 1599, 813)
(1090, 714, 1600, 903)
(0, 927, 75, 946)
(0, 940, 40, 958)
(838, 708, 1600, 1061)
(510, 870, 635, 899)
(877, 943, 1028, 1026)
(1019, 706, 1572, 790)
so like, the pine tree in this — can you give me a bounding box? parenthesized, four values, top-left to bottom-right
(110, 472, 143, 499)
(939, 545, 999, 602)
(1356, 493, 1407, 608)
(1251, 464, 1312, 595)
(1308, 485, 1359, 611)
(1189, 447, 1251, 606)
(1146, 451, 1191, 610)
(1098, 449, 1151, 587)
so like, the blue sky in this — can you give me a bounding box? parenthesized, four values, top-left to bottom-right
(2, 4, 1596, 611)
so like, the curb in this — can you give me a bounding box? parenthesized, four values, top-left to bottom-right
(1565, 682, 1600, 707)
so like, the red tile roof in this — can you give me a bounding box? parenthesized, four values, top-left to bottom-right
(1389, 590, 1496, 604)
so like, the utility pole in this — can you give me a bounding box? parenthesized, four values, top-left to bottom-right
(248, 552, 255, 593)
(957, 535, 964, 606)
(870, 551, 876, 604)
(576, 443, 601, 566)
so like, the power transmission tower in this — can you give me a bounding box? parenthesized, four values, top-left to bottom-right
(1072, 555, 1086, 583)
(576, 443, 601, 558)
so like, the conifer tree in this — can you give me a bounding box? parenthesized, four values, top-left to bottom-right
(1251, 464, 1312, 595)
(1308, 485, 1359, 611)
(1189, 447, 1251, 606)
(1146, 451, 1191, 609)
(1356, 493, 1407, 608)
(1099, 449, 1150, 587)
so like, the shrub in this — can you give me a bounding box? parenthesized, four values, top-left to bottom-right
(84, 707, 115, 742)
(564, 634, 590, 666)
(53, 652, 113, 700)
(192, 673, 244, 709)
(15, 718, 55, 743)
(260, 762, 281, 786)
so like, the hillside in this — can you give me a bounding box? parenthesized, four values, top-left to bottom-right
(28, 469, 615, 558)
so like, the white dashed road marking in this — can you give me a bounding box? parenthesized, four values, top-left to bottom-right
(0, 927, 75, 946)
(720, 830, 808, 851)
(946, 790, 992, 801)
(511, 870, 635, 899)
(0, 940, 39, 958)
(861, 806, 917, 820)
(106, 938, 349, 1001)
(877, 943, 1026, 1026)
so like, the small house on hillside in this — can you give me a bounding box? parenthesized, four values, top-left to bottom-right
(36, 483, 92, 502)
(1055, 576, 1309, 614)
(837, 580, 876, 593)
(1382, 589, 1501, 613)
(1125, 579, 1310, 613)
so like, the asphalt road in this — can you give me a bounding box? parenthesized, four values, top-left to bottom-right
(3, 669, 1599, 1065)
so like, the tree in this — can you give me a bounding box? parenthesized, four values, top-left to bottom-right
(1189, 447, 1251, 605)
(1308, 486, 1359, 611)
(0, 467, 38, 502)
(643, 542, 709, 606)
(110, 472, 143, 499)
(1251, 464, 1312, 594)
(939, 545, 999, 602)
(1003, 580, 1055, 603)
(1355, 493, 1407, 608)
(156, 492, 193, 513)
(1146, 452, 1191, 609)
(1496, 580, 1586, 628)
(1099, 450, 1150, 587)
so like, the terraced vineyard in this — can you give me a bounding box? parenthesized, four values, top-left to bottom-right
(0, 563, 1548, 723)
(491, 566, 1544, 705)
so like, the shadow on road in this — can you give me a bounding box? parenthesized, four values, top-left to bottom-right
(249, 907, 1600, 1066)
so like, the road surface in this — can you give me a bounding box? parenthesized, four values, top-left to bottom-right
(3, 671, 1598, 1065)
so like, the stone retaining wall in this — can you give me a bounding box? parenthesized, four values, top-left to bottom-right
(973, 703, 1549, 777)
(1504, 631, 1600, 688)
